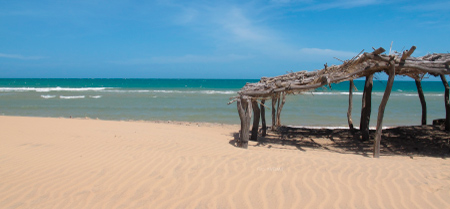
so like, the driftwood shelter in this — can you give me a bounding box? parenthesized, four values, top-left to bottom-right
(229, 46, 450, 158)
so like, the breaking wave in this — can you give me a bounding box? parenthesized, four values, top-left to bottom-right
(309, 91, 443, 97)
(59, 95, 86, 99)
(40, 95, 57, 99)
(103, 89, 236, 94)
(0, 87, 107, 92)
(0, 87, 236, 95)
(40, 95, 102, 99)
(4, 86, 443, 97)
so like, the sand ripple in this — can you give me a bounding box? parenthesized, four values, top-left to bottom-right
(1, 116, 450, 208)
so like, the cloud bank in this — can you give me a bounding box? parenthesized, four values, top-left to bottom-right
(0, 53, 45, 60)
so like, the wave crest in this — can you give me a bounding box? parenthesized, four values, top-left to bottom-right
(0, 87, 107, 92)
(60, 95, 85, 99)
(40, 95, 57, 99)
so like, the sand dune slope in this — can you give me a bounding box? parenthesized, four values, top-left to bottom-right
(1, 116, 450, 208)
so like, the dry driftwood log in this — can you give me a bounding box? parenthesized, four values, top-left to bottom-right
(347, 80, 355, 130)
(276, 92, 286, 127)
(233, 47, 449, 100)
(415, 79, 427, 125)
(360, 74, 373, 141)
(271, 94, 277, 129)
(260, 99, 267, 136)
(373, 60, 396, 158)
(440, 75, 450, 131)
(236, 97, 252, 148)
(251, 100, 260, 142)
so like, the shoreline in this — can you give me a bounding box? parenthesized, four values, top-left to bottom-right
(0, 114, 396, 129)
(0, 114, 241, 127)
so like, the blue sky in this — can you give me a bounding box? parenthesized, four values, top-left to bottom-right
(1, 0, 449, 79)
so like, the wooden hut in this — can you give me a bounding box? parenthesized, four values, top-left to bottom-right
(229, 46, 450, 158)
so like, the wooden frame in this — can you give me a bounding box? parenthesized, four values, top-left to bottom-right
(230, 46, 450, 158)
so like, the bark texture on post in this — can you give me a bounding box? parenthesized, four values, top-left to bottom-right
(251, 100, 261, 142)
(271, 94, 277, 130)
(415, 79, 427, 125)
(260, 100, 267, 137)
(276, 92, 281, 123)
(276, 92, 286, 127)
(237, 97, 252, 148)
(373, 62, 395, 158)
(440, 75, 450, 131)
(347, 80, 355, 131)
(360, 74, 374, 141)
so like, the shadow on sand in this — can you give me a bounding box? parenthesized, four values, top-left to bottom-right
(231, 125, 450, 158)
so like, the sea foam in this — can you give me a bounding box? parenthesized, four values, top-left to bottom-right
(41, 95, 57, 99)
(104, 89, 236, 94)
(60, 95, 85, 99)
(0, 87, 107, 92)
(308, 91, 442, 97)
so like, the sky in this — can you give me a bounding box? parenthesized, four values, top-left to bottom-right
(1, 0, 449, 79)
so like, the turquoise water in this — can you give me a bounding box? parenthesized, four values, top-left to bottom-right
(0, 78, 447, 127)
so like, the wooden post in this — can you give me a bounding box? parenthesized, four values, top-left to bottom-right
(360, 74, 374, 141)
(347, 80, 355, 131)
(276, 92, 281, 124)
(251, 100, 261, 141)
(276, 92, 286, 127)
(237, 99, 244, 147)
(440, 75, 450, 131)
(237, 97, 252, 148)
(374, 61, 395, 158)
(271, 94, 277, 129)
(260, 100, 267, 137)
(415, 79, 427, 125)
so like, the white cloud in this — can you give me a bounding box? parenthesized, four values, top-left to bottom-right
(121, 1, 359, 64)
(216, 7, 273, 43)
(114, 54, 253, 65)
(402, 1, 450, 11)
(299, 0, 381, 10)
(206, 6, 358, 61)
(0, 53, 45, 60)
(270, 0, 313, 4)
(299, 48, 357, 58)
(175, 7, 199, 24)
(149, 54, 252, 63)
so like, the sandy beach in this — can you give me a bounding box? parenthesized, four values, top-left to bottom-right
(1, 116, 450, 208)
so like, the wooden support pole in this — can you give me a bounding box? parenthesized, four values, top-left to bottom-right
(276, 92, 281, 120)
(415, 79, 427, 125)
(271, 94, 277, 130)
(276, 92, 286, 127)
(347, 80, 355, 131)
(374, 61, 395, 158)
(260, 100, 267, 137)
(245, 98, 253, 148)
(440, 75, 450, 131)
(237, 97, 252, 148)
(237, 99, 244, 147)
(360, 74, 374, 141)
(251, 100, 261, 141)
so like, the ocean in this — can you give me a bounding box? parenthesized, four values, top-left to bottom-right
(0, 78, 447, 127)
